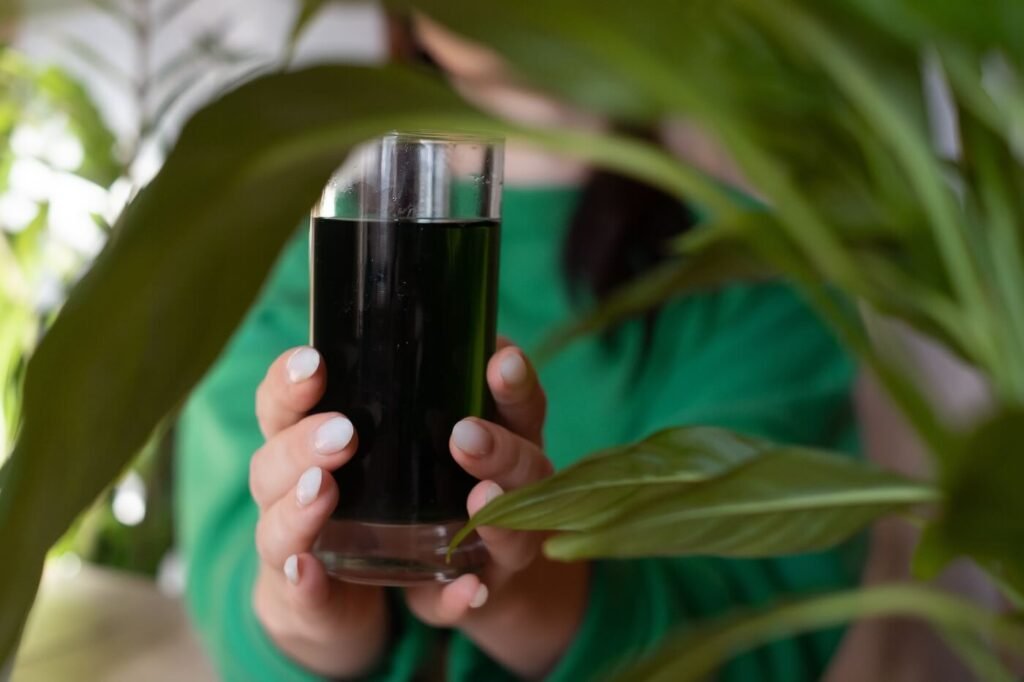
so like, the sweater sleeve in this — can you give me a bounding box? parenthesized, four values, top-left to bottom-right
(174, 232, 434, 681)
(447, 284, 864, 681)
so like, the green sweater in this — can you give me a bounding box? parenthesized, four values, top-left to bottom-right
(176, 187, 861, 681)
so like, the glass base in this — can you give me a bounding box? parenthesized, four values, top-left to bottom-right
(314, 518, 488, 586)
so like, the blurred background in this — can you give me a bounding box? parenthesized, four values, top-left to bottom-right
(2, 2, 383, 678)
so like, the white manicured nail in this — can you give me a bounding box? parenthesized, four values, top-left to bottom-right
(469, 583, 489, 609)
(452, 419, 491, 456)
(314, 416, 354, 455)
(284, 555, 299, 585)
(296, 467, 322, 506)
(500, 351, 528, 386)
(286, 347, 320, 383)
(485, 483, 504, 504)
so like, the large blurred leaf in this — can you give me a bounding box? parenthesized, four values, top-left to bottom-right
(919, 408, 1024, 599)
(613, 584, 1024, 682)
(453, 427, 936, 561)
(0, 63, 498, 664)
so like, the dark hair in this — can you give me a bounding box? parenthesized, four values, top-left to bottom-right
(394, 20, 697, 334)
(562, 130, 697, 315)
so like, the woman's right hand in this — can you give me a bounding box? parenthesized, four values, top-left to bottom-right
(249, 347, 389, 677)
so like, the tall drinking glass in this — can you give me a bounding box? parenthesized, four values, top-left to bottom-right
(310, 131, 502, 585)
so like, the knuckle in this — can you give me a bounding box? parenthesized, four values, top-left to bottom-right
(248, 455, 263, 504)
(254, 515, 278, 563)
(254, 518, 269, 560)
(254, 381, 270, 417)
(404, 590, 446, 627)
(536, 455, 554, 479)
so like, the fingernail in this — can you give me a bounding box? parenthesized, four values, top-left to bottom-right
(287, 347, 320, 383)
(485, 483, 504, 504)
(500, 351, 528, 386)
(470, 583, 489, 609)
(284, 555, 299, 585)
(296, 467, 322, 506)
(452, 419, 492, 456)
(314, 416, 354, 455)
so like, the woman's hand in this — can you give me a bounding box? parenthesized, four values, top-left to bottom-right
(405, 342, 591, 679)
(249, 347, 389, 678)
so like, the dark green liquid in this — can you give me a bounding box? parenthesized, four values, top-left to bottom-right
(311, 217, 500, 523)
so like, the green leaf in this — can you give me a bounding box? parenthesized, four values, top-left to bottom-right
(455, 427, 772, 544)
(939, 628, 1019, 682)
(0, 63, 497, 664)
(543, 448, 936, 561)
(612, 584, 1024, 682)
(924, 407, 1024, 600)
(286, 0, 334, 61)
(451, 426, 936, 561)
(34, 63, 121, 186)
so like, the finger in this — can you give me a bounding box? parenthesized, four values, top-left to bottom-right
(281, 554, 382, 628)
(405, 573, 488, 627)
(255, 467, 339, 568)
(250, 412, 357, 508)
(256, 346, 327, 439)
(486, 345, 546, 445)
(468, 480, 540, 572)
(255, 557, 387, 671)
(450, 417, 553, 490)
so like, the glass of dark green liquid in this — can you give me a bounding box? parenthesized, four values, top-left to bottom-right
(311, 131, 503, 585)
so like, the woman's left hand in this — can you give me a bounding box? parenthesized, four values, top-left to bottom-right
(404, 341, 590, 678)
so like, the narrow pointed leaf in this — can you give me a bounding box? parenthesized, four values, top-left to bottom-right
(612, 585, 1024, 682)
(453, 427, 771, 549)
(543, 449, 936, 560)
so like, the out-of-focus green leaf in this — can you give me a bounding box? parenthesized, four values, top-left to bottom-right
(0, 52, 119, 187)
(392, 0, 693, 120)
(940, 628, 1019, 682)
(288, 0, 334, 53)
(612, 584, 1024, 682)
(923, 408, 1024, 598)
(849, 0, 1024, 66)
(452, 426, 936, 561)
(0, 63, 498, 665)
(34, 64, 121, 186)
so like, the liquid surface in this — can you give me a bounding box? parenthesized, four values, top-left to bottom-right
(311, 217, 499, 523)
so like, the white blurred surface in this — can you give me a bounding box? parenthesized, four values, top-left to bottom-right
(11, 563, 217, 682)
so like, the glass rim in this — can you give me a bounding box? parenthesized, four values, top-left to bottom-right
(380, 129, 504, 145)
